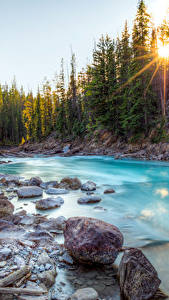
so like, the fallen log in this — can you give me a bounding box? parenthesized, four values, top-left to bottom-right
(0, 266, 30, 287)
(0, 287, 47, 295)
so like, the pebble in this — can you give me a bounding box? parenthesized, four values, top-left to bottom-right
(0, 261, 7, 268)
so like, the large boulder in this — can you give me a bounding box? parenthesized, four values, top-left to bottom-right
(81, 181, 96, 191)
(36, 197, 64, 210)
(60, 177, 81, 190)
(64, 217, 123, 265)
(17, 186, 43, 198)
(118, 248, 161, 300)
(71, 288, 98, 300)
(77, 196, 101, 204)
(0, 197, 14, 218)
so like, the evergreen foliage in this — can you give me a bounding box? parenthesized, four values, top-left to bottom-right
(0, 0, 168, 145)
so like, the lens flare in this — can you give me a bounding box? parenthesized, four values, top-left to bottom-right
(158, 44, 169, 59)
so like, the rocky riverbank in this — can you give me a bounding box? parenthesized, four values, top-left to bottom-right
(1, 130, 169, 161)
(0, 173, 168, 299)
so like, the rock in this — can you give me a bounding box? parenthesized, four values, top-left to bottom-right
(0, 247, 12, 260)
(0, 197, 14, 218)
(77, 196, 101, 204)
(37, 251, 53, 265)
(17, 186, 43, 198)
(19, 214, 35, 225)
(37, 270, 56, 288)
(0, 175, 20, 186)
(0, 261, 6, 268)
(118, 248, 161, 300)
(64, 217, 123, 265)
(70, 288, 98, 300)
(24, 230, 53, 242)
(46, 188, 68, 195)
(81, 181, 96, 191)
(60, 177, 81, 190)
(40, 181, 58, 189)
(104, 188, 115, 194)
(60, 251, 74, 265)
(38, 216, 66, 232)
(29, 176, 43, 186)
(36, 197, 64, 210)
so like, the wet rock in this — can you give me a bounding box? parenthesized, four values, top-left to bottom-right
(60, 251, 74, 265)
(0, 197, 14, 218)
(37, 251, 53, 265)
(77, 196, 101, 204)
(19, 214, 35, 225)
(0, 261, 6, 268)
(70, 288, 98, 300)
(24, 230, 53, 242)
(104, 188, 115, 194)
(60, 177, 81, 190)
(0, 247, 12, 260)
(40, 181, 58, 189)
(17, 186, 43, 198)
(46, 188, 68, 195)
(37, 270, 56, 288)
(0, 175, 20, 186)
(64, 217, 123, 265)
(118, 248, 161, 300)
(29, 176, 43, 186)
(36, 197, 64, 210)
(81, 181, 96, 191)
(37, 216, 66, 233)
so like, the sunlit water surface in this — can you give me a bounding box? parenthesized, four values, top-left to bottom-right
(1, 155, 169, 295)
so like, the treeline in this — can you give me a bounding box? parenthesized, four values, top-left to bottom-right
(0, 0, 169, 145)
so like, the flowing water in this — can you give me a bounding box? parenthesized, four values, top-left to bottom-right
(1, 155, 169, 295)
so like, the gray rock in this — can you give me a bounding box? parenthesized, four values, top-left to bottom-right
(46, 188, 68, 195)
(37, 252, 53, 265)
(17, 186, 43, 198)
(36, 197, 64, 210)
(70, 288, 98, 300)
(37, 270, 56, 288)
(77, 196, 101, 204)
(29, 176, 43, 186)
(81, 181, 96, 191)
(0, 247, 12, 260)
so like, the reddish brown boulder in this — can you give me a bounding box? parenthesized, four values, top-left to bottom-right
(118, 248, 161, 300)
(64, 217, 123, 265)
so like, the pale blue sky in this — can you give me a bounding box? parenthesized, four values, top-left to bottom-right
(0, 0, 154, 92)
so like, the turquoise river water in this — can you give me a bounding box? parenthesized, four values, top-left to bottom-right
(1, 155, 169, 295)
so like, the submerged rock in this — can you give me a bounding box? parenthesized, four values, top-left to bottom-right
(118, 248, 161, 300)
(81, 181, 96, 191)
(77, 196, 101, 204)
(104, 188, 115, 194)
(46, 188, 68, 195)
(36, 197, 64, 210)
(60, 177, 81, 190)
(17, 186, 43, 198)
(64, 217, 123, 265)
(70, 288, 98, 300)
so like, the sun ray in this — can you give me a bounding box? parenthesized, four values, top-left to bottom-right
(115, 57, 158, 94)
(144, 63, 160, 95)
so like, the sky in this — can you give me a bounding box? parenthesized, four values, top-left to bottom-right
(0, 0, 162, 93)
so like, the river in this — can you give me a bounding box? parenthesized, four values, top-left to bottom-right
(1, 155, 169, 295)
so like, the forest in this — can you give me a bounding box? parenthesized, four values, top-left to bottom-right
(0, 0, 169, 145)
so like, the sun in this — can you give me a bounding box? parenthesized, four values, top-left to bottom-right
(158, 44, 169, 59)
